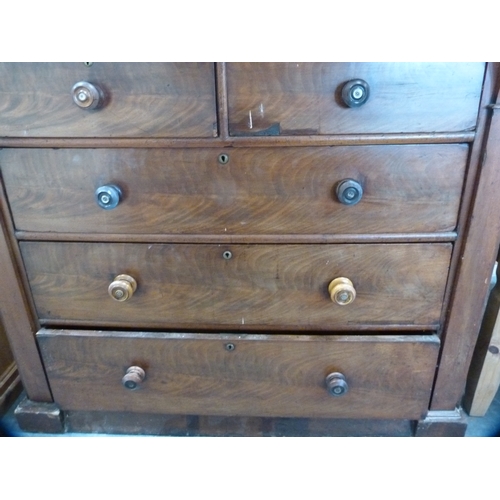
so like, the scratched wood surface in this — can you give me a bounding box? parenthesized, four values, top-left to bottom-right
(0, 63, 217, 137)
(2, 144, 467, 235)
(20, 242, 452, 330)
(227, 63, 486, 135)
(37, 330, 440, 419)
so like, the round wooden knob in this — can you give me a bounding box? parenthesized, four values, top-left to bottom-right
(122, 366, 145, 390)
(325, 372, 348, 397)
(108, 274, 137, 302)
(336, 179, 363, 206)
(341, 79, 370, 107)
(71, 81, 103, 109)
(328, 277, 356, 305)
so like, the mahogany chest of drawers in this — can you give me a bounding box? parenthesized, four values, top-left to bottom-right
(1, 62, 500, 436)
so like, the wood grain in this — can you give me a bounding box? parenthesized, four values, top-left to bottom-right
(37, 329, 440, 419)
(0, 198, 52, 401)
(2, 144, 467, 235)
(227, 63, 485, 135)
(63, 410, 415, 436)
(20, 242, 452, 330)
(0, 131, 476, 148)
(0, 63, 217, 138)
(431, 68, 500, 410)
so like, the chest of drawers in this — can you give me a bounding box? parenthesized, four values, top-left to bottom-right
(1, 62, 500, 436)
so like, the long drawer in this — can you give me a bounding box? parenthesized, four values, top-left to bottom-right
(2, 145, 467, 235)
(21, 242, 452, 330)
(0, 63, 217, 138)
(227, 62, 485, 135)
(37, 329, 440, 419)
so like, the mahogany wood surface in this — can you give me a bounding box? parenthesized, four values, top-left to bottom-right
(435, 63, 499, 333)
(227, 63, 486, 135)
(64, 410, 415, 436)
(0, 206, 51, 401)
(1, 145, 467, 235)
(37, 330, 440, 419)
(0, 131, 476, 148)
(431, 72, 500, 410)
(0, 63, 217, 138)
(20, 242, 452, 330)
(1, 62, 499, 435)
(15, 231, 457, 244)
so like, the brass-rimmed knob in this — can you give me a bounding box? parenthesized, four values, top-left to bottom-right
(328, 277, 356, 305)
(71, 81, 103, 109)
(341, 79, 370, 107)
(325, 372, 348, 397)
(108, 274, 137, 302)
(122, 366, 145, 390)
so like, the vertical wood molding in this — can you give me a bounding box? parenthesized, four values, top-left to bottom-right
(431, 66, 500, 410)
(215, 62, 229, 141)
(0, 191, 52, 402)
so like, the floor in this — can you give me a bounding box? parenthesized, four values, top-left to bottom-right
(1, 387, 499, 437)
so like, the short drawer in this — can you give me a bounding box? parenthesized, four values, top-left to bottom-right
(37, 329, 440, 419)
(2, 144, 467, 235)
(21, 242, 452, 330)
(0, 63, 217, 138)
(227, 62, 485, 135)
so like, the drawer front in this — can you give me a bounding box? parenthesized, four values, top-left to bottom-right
(37, 329, 440, 419)
(227, 63, 485, 135)
(3, 145, 467, 235)
(0, 63, 217, 137)
(21, 242, 452, 330)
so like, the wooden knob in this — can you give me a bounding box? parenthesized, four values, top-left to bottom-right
(328, 277, 356, 305)
(341, 79, 370, 107)
(71, 81, 103, 109)
(325, 372, 348, 397)
(108, 274, 137, 302)
(336, 179, 363, 205)
(122, 366, 145, 390)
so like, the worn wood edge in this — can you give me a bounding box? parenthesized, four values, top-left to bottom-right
(62, 410, 415, 437)
(415, 408, 467, 437)
(15, 231, 458, 244)
(463, 286, 500, 415)
(13, 396, 64, 434)
(0, 131, 475, 148)
(36, 328, 440, 344)
(431, 63, 500, 410)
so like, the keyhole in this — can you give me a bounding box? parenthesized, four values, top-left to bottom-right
(218, 153, 229, 164)
(84, 62, 93, 67)
(223, 251, 232, 260)
(225, 343, 235, 351)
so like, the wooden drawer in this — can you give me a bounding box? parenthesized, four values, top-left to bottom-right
(36, 329, 440, 419)
(3, 144, 467, 235)
(0, 63, 217, 138)
(20, 242, 452, 330)
(227, 63, 485, 136)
